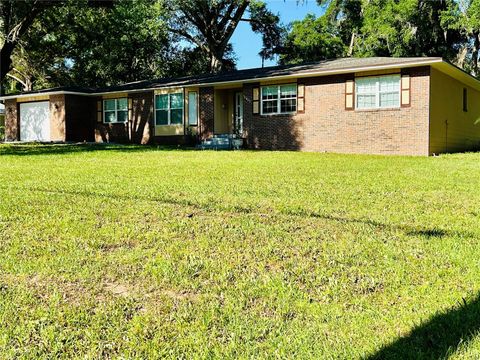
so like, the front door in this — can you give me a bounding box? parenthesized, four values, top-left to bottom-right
(234, 92, 243, 135)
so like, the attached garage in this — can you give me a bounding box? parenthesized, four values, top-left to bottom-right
(19, 101, 50, 142)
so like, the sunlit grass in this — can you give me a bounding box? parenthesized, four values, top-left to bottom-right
(0, 143, 479, 359)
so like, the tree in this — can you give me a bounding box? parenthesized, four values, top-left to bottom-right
(167, 0, 283, 72)
(281, 0, 465, 69)
(442, 0, 480, 76)
(0, 0, 52, 87)
(279, 14, 345, 64)
(0, 0, 116, 89)
(2, 0, 179, 92)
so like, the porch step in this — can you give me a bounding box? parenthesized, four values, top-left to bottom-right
(198, 134, 244, 150)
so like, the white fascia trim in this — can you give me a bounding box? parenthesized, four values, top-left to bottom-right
(0, 91, 92, 101)
(190, 59, 445, 88)
(1, 59, 446, 100)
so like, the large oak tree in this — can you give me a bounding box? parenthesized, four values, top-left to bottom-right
(167, 0, 283, 72)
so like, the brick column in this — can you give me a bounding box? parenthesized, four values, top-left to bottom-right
(49, 94, 66, 141)
(199, 87, 214, 139)
(4, 99, 18, 141)
(130, 91, 154, 144)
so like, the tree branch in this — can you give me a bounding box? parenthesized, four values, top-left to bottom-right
(219, 0, 249, 48)
(6, 73, 27, 88)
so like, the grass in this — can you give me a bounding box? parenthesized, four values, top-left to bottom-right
(0, 143, 480, 359)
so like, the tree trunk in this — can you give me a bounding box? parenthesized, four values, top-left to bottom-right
(209, 48, 226, 73)
(348, 32, 356, 56)
(472, 31, 480, 77)
(0, 42, 16, 91)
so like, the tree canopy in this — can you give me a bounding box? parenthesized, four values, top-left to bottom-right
(2, 0, 480, 95)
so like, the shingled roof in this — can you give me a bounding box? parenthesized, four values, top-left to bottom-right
(99, 56, 442, 92)
(0, 57, 448, 98)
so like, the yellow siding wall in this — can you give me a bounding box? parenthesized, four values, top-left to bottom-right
(155, 125, 184, 136)
(430, 67, 480, 154)
(16, 95, 49, 103)
(214, 89, 233, 134)
(153, 88, 185, 136)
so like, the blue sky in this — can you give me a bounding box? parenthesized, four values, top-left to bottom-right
(231, 0, 325, 69)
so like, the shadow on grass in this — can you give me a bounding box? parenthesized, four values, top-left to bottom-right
(5, 185, 474, 240)
(367, 293, 480, 359)
(286, 210, 468, 240)
(0, 143, 193, 156)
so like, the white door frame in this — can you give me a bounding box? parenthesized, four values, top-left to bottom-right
(234, 92, 243, 136)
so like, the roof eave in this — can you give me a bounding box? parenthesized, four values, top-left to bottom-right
(430, 60, 480, 91)
(0, 58, 449, 100)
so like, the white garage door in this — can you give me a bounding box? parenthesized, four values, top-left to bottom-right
(20, 101, 50, 142)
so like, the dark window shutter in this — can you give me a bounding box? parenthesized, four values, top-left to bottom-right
(97, 100, 103, 123)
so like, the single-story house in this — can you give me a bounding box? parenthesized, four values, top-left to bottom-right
(1, 57, 480, 155)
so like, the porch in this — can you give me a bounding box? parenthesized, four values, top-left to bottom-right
(198, 86, 244, 149)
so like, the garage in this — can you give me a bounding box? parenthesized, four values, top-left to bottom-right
(20, 101, 50, 141)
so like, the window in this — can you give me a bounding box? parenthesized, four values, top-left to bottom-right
(103, 98, 128, 123)
(463, 88, 468, 112)
(356, 75, 400, 109)
(261, 84, 297, 115)
(188, 91, 198, 125)
(155, 93, 184, 125)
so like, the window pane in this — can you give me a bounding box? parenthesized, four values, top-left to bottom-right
(170, 108, 183, 124)
(155, 94, 168, 110)
(262, 100, 278, 114)
(104, 111, 116, 123)
(379, 92, 399, 108)
(188, 92, 198, 125)
(170, 93, 183, 109)
(379, 76, 400, 92)
(357, 94, 376, 109)
(356, 78, 376, 94)
(281, 99, 296, 112)
(117, 98, 128, 110)
(104, 99, 116, 111)
(117, 110, 128, 122)
(280, 84, 296, 97)
(156, 110, 168, 125)
(262, 86, 278, 100)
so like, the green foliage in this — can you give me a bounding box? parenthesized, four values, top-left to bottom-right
(1, 144, 480, 357)
(16, 0, 176, 89)
(281, 0, 472, 74)
(280, 14, 345, 64)
(248, 1, 284, 63)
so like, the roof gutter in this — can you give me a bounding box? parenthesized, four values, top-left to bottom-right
(0, 58, 447, 100)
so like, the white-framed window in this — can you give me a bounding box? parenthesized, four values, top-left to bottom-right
(155, 92, 184, 125)
(355, 75, 400, 109)
(103, 98, 128, 123)
(261, 84, 297, 115)
(188, 91, 198, 125)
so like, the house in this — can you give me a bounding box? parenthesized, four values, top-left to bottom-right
(1, 57, 480, 155)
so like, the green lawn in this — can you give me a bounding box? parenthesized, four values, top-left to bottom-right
(1, 144, 480, 359)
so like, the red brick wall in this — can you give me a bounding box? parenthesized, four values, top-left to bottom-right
(49, 94, 66, 141)
(95, 92, 156, 144)
(243, 66, 431, 156)
(65, 95, 96, 142)
(131, 92, 153, 144)
(199, 87, 214, 139)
